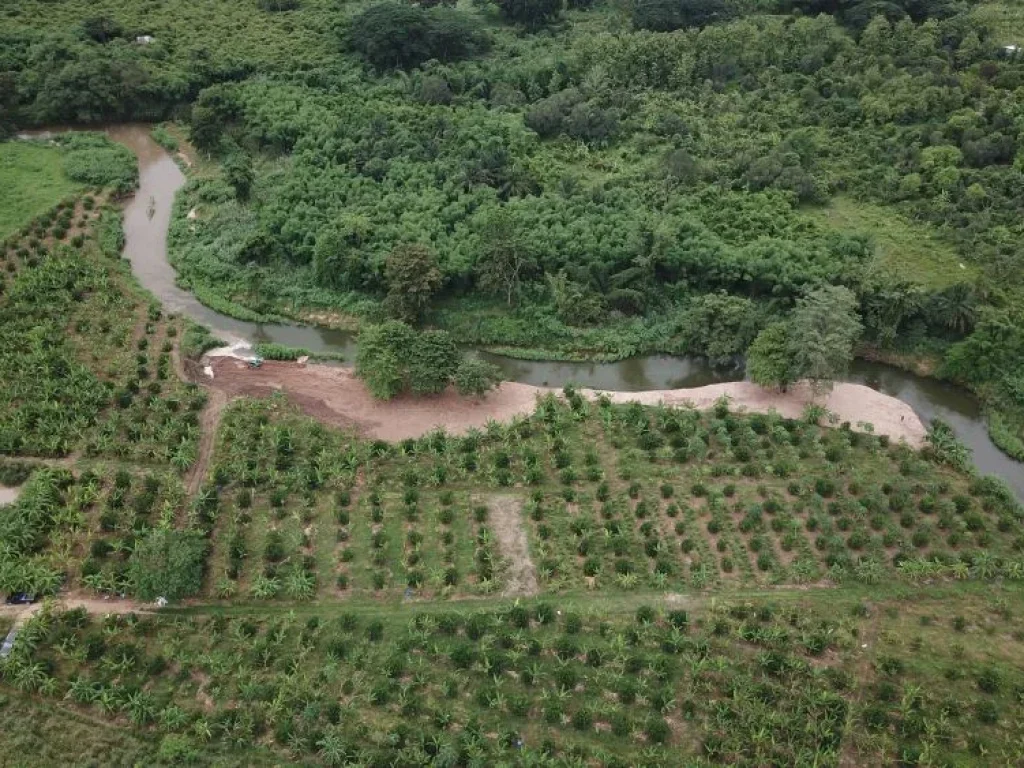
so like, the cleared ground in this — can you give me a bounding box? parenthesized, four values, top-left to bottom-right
(202, 355, 927, 445)
(0, 142, 79, 239)
(803, 195, 972, 289)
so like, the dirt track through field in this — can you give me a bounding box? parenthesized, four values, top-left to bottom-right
(478, 494, 538, 597)
(185, 389, 227, 496)
(0, 596, 152, 636)
(200, 356, 928, 446)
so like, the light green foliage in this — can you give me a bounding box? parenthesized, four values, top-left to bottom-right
(0, 142, 80, 239)
(355, 320, 415, 399)
(128, 529, 208, 600)
(788, 286, 863, 394)
(56, 133, 138, 193)
(803, 196, 970, 290)
(746, 322, 794, 391)
(454, 356, 503, 395)
(149, 124, 179, 152)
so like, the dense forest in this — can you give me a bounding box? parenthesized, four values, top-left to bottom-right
(2, 0, 1024, 454)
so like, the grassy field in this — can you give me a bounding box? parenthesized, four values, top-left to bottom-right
(802, 196, 973, 290)
(0, 143, 80, 240)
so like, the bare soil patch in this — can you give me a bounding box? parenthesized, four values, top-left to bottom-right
(186, 388, 228, 497)
(477, 494, 538, 597)
(200, 358, 927, 446)
(204, 357, 543, 440)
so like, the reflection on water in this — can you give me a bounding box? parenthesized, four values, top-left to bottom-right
(848, 362, 1024, 501)
(479, 353, 741, 391)
(31, 125, 1019, 501)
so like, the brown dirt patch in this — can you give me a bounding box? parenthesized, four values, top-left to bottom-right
(204, 357, 543, 440)
(200, 358, 927, 446)
(186, 388, 228, 496)
(477, 494, 538, 597)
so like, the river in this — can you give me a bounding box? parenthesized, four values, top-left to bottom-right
(46, 125, 1024, 500)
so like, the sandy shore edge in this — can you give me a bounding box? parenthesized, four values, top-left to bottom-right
(200, 356, 927, 446)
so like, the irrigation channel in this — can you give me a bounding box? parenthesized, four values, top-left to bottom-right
(28, 124, 1024, 501)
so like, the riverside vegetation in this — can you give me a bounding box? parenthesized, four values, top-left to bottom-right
(3, 0, 1024, 765)
(6, 0, 1023, 450)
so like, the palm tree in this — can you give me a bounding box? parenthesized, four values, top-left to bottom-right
(928, 283, 976, 335)
(317, 731, 347, 767)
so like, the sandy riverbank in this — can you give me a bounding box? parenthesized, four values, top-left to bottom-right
(201, 356, 927, 446)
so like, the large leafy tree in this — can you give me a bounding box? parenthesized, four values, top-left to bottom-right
(222, 151, 254, 201)
(408, 330, 460, 395)
(356, 322, 499, 399)
(474, 208, 536, 306)
(347, 4, 488, 70)
(356, 321, 415, 400)
(455, 356, 503, 396)
(312, 215, 374, 291)
(746, 323, 795, 391)
(788, 285, 863, 394)
(384, 243, 443, 324)
(632, 0, 731, 31)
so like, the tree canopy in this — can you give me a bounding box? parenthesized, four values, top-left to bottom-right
(787, 286, 863, 394)
(746, 323, 795, 391)
(355, 321, 500, 399)
(347, 3, 490, 70)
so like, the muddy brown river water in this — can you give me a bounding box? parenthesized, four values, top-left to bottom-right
(22, 124, 1024, 500)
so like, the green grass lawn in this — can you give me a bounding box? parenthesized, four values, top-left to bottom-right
(0, 142, 80, 239)
(804, 195, 973, 289)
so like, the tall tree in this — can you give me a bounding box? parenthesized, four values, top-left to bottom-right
(222, 152, 254, 201)
(384, 243, 442, 324)
(746, 323, 795, 391)
(474, 208, 535, 306)
(355, 321, 415, 400)
(788, 285, 863, 394)
(407, 330, 460, 395)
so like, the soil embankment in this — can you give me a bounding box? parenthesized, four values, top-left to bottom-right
(201, 356, 927, 446)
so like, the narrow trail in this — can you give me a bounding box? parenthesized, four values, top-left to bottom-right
(839, 606, 883, 767)
(171, 339, 226, 498)
(185, 389, 227, 497)
(478, 494, 539, 597)
(1, 596, 153, 641)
